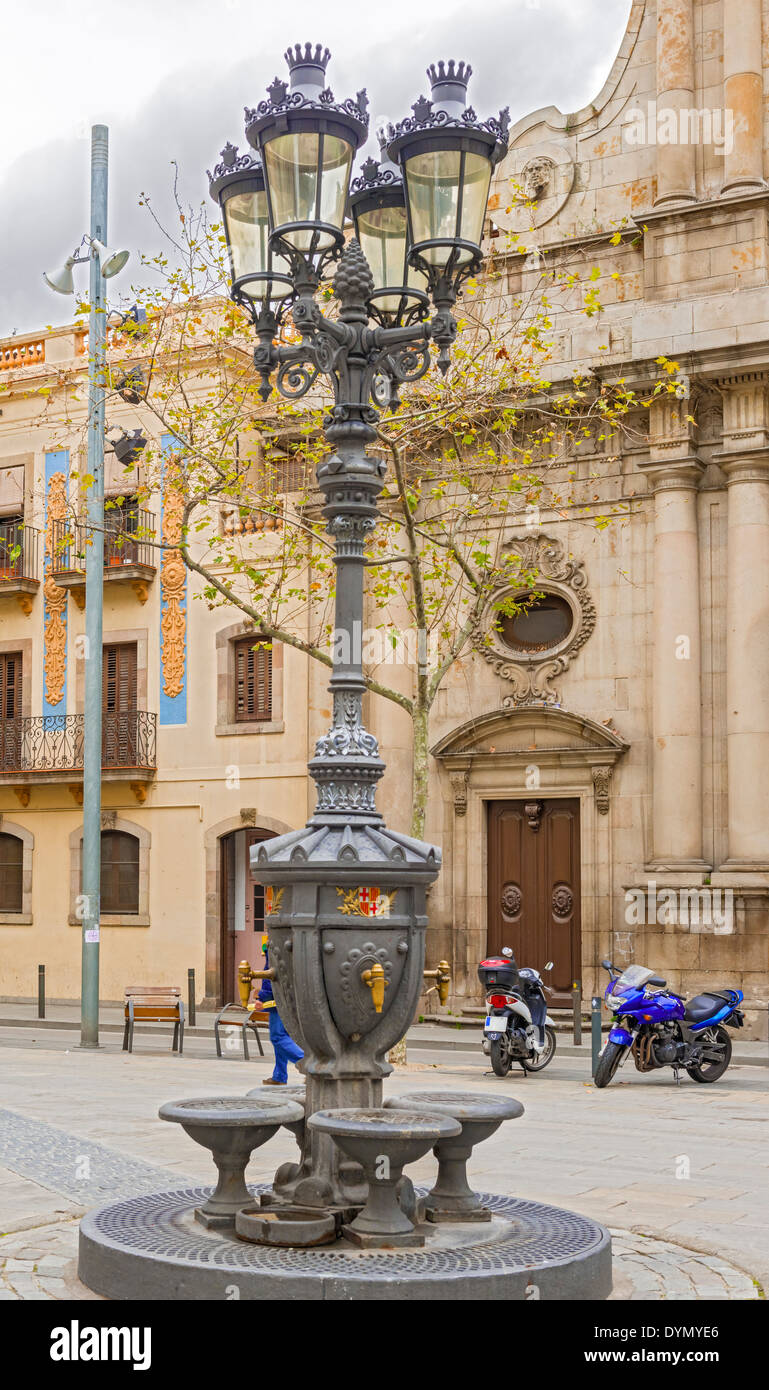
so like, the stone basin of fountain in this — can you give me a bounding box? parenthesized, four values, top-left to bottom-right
(307, 1108, 461, 1248)
(158, 1096, 303, 1229)
(385, 1091, 524, 1223)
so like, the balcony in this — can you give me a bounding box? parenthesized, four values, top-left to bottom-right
(0, 711, 157, 802)
(49, 511, 157, 607)
(0, 337, 45, 372)
(0, 520, 41, 615)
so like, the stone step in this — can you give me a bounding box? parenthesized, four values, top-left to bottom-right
(424, 1012, 611, 1034)
(461, 1005, 600, 1019)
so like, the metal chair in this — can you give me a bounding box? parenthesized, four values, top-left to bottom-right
(214, 1002, 266, 1060)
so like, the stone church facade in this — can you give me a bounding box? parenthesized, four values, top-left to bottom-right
(425, 0, 769, 1036)
(0, 0, 767, 1037)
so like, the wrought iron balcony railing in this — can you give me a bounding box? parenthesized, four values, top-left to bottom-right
(50, 510, 156, 574)
(0, 521, 40, 582)
(0, 711, 157, 775)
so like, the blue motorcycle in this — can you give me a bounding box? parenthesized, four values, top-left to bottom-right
(594, 959, 744, 1088)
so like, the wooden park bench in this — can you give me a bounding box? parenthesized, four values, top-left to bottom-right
(123, 986, 185, 1055)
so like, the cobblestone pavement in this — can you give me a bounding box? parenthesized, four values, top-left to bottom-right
(607, 1231, 760, 1301)
(0, 1040, 766, 1301)
(0, 1216, 760, 1302)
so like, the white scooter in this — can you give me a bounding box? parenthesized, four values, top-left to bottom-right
(478, 947, 558, 1076)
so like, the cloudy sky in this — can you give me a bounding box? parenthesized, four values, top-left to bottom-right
(0, 0, 632, 334)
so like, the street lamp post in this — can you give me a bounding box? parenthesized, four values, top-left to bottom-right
(81, 125, 109, 1050)
(44, 125, 129, 1048)
(209, 44, 508, 1210)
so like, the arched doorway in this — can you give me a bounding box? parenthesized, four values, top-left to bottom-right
(204, 814, 294, 1007)
(220, 827, 277, 1005)
(431, 706, 629, 1002)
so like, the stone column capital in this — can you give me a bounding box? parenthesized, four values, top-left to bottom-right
(719, 454, 769, 483)
(638, 457, 704, 492)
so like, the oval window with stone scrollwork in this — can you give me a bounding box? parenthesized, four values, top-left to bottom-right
(500, 593, 575, 655)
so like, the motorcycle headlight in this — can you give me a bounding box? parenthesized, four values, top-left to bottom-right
(606, 994, 624, 1011)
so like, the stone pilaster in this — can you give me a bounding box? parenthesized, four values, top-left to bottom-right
(655, 0, 697, 207)
(722, 0, 766, 196)
(716, 374, 769, 870)
(640, 396, 707, 870)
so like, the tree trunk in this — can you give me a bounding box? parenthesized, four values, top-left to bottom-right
(410, 703, 430, 840)
(392, 704, 432, 1067)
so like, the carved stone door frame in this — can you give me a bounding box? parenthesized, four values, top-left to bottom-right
(431, 707, 629, 1001)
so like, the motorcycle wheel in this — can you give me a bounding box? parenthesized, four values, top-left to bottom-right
(688, 1026, 732, 1083)
(489, 1036, 512, 1077)
(593, 1040, 626, 1089)
(521, 1026, 557, 1073)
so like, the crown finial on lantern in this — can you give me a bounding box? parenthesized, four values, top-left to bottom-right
(284, 42, 331, 93)
(426, 59, 472, 109)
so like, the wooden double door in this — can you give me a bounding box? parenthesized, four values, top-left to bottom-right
(487, 799, 581, 1005)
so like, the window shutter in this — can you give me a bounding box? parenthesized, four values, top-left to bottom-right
(0, 654, 22, 770)
(0, 652, 21, 718)
(102, 645, 138, 766)
(0, 833, 23, 912)
(102, 644, 137, 712)
(234, 639, 272, 722)
(94, 831, 140, 914)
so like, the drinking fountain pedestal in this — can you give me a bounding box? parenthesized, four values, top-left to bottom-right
(308, 1108, 460, 1248)
(158, 1097, 303, 1229)
(385, 1091, 524, 1223)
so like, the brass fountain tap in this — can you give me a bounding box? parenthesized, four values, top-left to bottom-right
(423, 959, 451, 1007)
(237, 959, 275, 1009)
(361, 962, 387, 1013)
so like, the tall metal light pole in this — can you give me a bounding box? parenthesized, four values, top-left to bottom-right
(80, 124, 109, 1048)
(43, 125, 130, 1048)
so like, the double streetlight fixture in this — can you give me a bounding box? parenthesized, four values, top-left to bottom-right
(209, 44, 509, 397)
(44, 237, 130, 296)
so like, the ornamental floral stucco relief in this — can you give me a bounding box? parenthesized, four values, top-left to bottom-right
(473, 533, 596, 708)
(43, 472, 68, 706)
(160, 484, 186, 698)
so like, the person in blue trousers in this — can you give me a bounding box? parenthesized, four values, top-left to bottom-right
(256, 934, 304, 1085)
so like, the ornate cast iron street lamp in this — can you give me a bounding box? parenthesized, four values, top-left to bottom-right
(74, 41, 610, 1299)
(209, 43, 508, 1213)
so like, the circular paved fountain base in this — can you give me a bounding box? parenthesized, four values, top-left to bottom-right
(78, 1185, 612, 1300)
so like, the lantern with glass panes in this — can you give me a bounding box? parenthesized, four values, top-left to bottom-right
(208, 144, 295, 400)
(348, 144, 429, 329)
(385, 59, 509, 371)
(210, 43, 508, 400)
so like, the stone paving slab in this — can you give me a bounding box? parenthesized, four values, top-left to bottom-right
(0, 1109, 182, 1206)
(0, 1040, 766, 1298)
